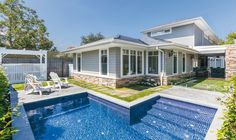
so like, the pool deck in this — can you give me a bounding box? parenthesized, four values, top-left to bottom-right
(17, 84, 87, 103)
(12, 85, 224, 140)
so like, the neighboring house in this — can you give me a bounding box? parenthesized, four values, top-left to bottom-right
(64, 17, 235, 88)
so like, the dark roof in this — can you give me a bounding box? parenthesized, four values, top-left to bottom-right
(114, 35, 148, 45)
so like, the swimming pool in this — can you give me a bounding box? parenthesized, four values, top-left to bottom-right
(24, 93, 217, 140)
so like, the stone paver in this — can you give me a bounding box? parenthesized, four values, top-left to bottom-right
(18, 84, 86, 103)
(158, 86, 224, 107)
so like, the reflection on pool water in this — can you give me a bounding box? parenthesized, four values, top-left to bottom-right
(24, 93, 217, 140)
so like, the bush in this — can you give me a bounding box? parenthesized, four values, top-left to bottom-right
(0, 66, 17, 139)
(217, 76, 236, 139)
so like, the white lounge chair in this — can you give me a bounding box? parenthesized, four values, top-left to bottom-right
(24, 74, 52, 96)
(49, 72, 69, 90)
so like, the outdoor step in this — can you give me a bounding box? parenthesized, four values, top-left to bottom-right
(156, 97, 217, 115)
(147, 108, 210, 134)
(131, 122, 177, 140)
(152, 103, 215, 124)
(141, 115, 205, 139)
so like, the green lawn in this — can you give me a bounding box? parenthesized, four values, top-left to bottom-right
(68, 79, 172, 102)
(178, 78, 232, 93)
(12, 79, 172, 102)
(12, 81, 54, 91)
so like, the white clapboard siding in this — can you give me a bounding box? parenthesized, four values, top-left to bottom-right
(2, 63, 47, 84)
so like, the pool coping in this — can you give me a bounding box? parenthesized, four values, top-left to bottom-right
(11, 86, 223, 140)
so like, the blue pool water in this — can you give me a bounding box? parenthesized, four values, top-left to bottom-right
(25, 93, 217, 140)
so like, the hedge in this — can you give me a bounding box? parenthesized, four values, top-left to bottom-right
(0, 66, 17, 139)
(217, 76, 236, 139)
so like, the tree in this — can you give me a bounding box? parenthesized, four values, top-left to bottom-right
(222, 32, 236, 45)
(0, 0, 54, 50)
(80, 33, 104, 45)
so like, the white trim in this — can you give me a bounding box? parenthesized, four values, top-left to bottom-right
(120, 48, 145, 78)
(120, 48, 123, 77)
(107, 48, 109, 76)
(75, 53, 78, 72)
(80, 52, 83, 72)
(99, 48, 109, 76)
(159, 50, 164, 73)
(146, 50, 159, 76)
(150, 28, 172, 37)
(99, 50, 101, 75)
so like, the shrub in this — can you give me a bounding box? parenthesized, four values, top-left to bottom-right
(0, 66, 17, 139)
(217, 76, 236, 139)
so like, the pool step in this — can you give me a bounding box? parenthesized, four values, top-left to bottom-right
(156, 98, 216, 115)
(152, 103, 215, 124)
(147, 108, 210, 134)
(141, 114, 205, 140)
(132, 122, 177, 140)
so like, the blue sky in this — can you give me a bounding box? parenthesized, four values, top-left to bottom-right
(26, 0, 236, 51)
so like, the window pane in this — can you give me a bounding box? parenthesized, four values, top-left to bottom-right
(130, 51, 136, 75)
(183, 54, 186, 72)
(123, 55, 129, 76)
(138, 55, 142, 74)
(101, 50, 107, 75)
(148, 51, 158, 74)
(77, 56, 81, 72)
(173, 52, 177, 74)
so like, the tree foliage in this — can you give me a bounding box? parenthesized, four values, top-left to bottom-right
(218, 76, 236, 139)
(0, 0, 54, 50)
(80, 32, 104, 45)
(221, 32, 236, 45)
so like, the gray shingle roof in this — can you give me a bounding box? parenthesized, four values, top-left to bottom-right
(114, 35, 148, 45)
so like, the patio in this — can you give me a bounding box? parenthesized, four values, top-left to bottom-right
(16, 84, 86, 103)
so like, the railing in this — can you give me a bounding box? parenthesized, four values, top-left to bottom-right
(2, 63, 47, 84)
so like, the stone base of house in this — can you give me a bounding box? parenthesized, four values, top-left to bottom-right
(72, 72, 195, 88)
(72, 73, 117, 88)
(163, 72, 196, 85)
(116, 76, 145, 88)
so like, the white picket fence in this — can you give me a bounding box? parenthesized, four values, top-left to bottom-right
(2, 63, 47, 84)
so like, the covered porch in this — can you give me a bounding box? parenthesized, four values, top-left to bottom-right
(194, 45, 227, 78)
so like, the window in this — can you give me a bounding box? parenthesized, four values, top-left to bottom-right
(148, 51, 158, 74)
(137, 51, 142, 74)
(77, 53, 81, 72)
(173, 52, 178, 74)
(123, 49, 129, 76)
(150, 28, 172, 37)
(101, 50, 107, 75)
(182, 53, 186, 73)
(130, 50, 136, 75)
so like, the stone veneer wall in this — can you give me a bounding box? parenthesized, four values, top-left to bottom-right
(116, 76, 145, 88)
(73, 73, 117, 88)
(72, 72, 195, 88)
(72, 73, 145, 88)
(163, 72, 195, 85)
(225, 45, 236, 80)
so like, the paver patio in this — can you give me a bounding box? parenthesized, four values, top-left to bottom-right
(158, 86, 224, 106)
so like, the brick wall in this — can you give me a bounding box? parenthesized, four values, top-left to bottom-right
(225, 45, 236, 80)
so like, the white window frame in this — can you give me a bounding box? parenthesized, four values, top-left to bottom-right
(159, 50, 165, 73)
(172, 51, 178, 75)
(182, 53, 186, 73)
(150, 28, 172, 37)
(99, 48, 109, 76)
(76, 53, 82, 72)
(120, 48, 144, 78)
(146, 50, 161, 76)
